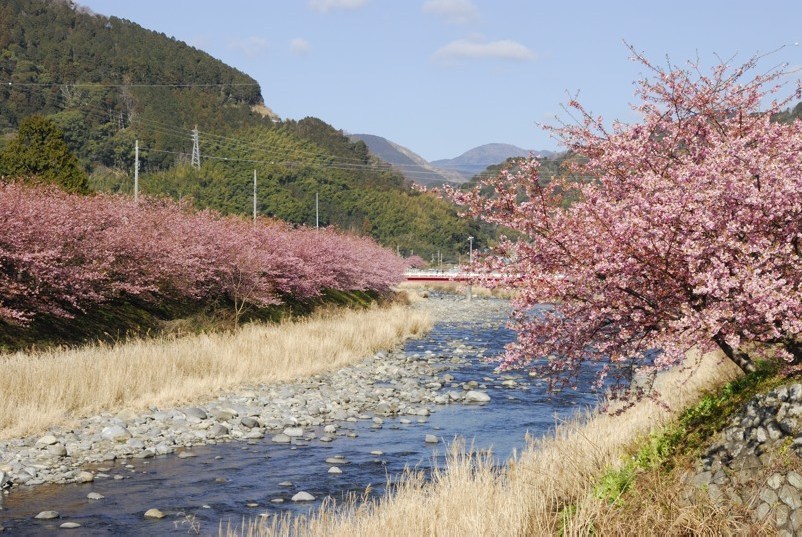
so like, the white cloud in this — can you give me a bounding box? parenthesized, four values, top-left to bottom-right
(309, 0, 369, 13)
(421, 0, 478, 24)
(291, 38, 312, 56)
(432, 38, 535, 65)
(228, 36, 269, 58)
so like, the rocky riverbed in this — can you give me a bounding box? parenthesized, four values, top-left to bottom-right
(0, 296, 514, 494)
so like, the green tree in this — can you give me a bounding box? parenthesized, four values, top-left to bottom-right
(0, 115, 89, 193)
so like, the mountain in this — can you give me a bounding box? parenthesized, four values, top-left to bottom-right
(432, 143, 554, 181)
(348, 134, 467, 186)
(0, 0, 494, 261)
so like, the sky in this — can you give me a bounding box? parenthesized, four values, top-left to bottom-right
(76, 0, 800, 162)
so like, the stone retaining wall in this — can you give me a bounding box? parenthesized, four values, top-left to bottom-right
(683, 383, 802, 536)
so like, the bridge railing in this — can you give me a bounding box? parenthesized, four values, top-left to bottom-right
(403, 269, 503, 281)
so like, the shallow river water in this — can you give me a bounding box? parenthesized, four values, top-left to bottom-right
(0, 296, 600, 535)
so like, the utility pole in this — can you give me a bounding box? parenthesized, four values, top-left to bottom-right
(315, 192, 319, 229)
(191, 125, 200, 169)
(253, 170, 257, 223)
(467, 236, 474, 302)
(134, 139, 139, 203)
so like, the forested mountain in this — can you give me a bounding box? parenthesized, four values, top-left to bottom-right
(0, 0, 491, 261)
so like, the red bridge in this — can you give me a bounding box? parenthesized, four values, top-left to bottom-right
(403, 269, 503, 283)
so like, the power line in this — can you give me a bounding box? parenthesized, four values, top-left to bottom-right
(4, 84, 484, 181)
(6, 84, 443, 175)
(1, 82, 259, 88)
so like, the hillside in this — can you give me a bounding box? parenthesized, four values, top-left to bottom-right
(433, 143, 553, 181)
(349, 133, 467, 186)
(0, 0, 491, 261)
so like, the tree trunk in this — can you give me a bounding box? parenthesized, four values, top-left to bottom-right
(713, 334, 757, 374)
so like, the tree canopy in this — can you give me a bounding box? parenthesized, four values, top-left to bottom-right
(447, 49, 802, 395)
(0, 114, 88, 193)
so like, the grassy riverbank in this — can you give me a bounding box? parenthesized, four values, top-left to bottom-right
(0, 303, 431, 440)
(227, 350, 743, 536)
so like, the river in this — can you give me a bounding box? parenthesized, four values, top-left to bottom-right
(0, 295, 600, 535)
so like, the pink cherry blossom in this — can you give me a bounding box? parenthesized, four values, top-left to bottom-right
(0, 181, 405, 326)
(444, 48, 802, 394)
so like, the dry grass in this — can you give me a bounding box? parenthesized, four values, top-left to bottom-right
(570, 463, 765, 536)
(0, 304, 431, 439)
(228, 350, 742, 536)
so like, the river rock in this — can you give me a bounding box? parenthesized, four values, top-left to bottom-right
(144, 508, 165, 519)
(375, 402, 392, 416)
(271, 434, 291, 444)
(292, 491, 315, 502)
(135, 448, 156, 459)
(126, 438, 146, 450)
(76, 471, 94, 483)
(36, 435, 58, 446)
(208, 424, 229, 438)
(328, 466, 342, 474)
(464, 390, 491, 403)
(101, 426, 132, 442)
(87, 492, 105, 500)
(46, 443, 67, 457)
(283, 427, 304, 437)
(425, 434, 439, 444)
(34, 510, 59, 519)
(184, 407, 207, 420)
(0, 471, 11, 490)
(210, 408, 238, 421)
(240, 417, 259, 429)
(60, 522, 81, 529)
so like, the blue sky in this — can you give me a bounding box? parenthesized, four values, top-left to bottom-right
(77, 0, 800, 161)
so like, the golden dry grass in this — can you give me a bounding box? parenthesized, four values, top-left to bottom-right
(0, 304, 431, 439)
(569, 463, 765, 536)
(228, 350, 742, 536)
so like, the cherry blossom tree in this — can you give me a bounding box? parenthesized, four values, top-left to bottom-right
(446, 49, 802, 392)
(0, 182, 405, 327)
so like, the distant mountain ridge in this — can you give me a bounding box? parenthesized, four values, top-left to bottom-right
(349, 134, 466, 186)
(432, 143, 554, 181)
(350, 136, 553, 186)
